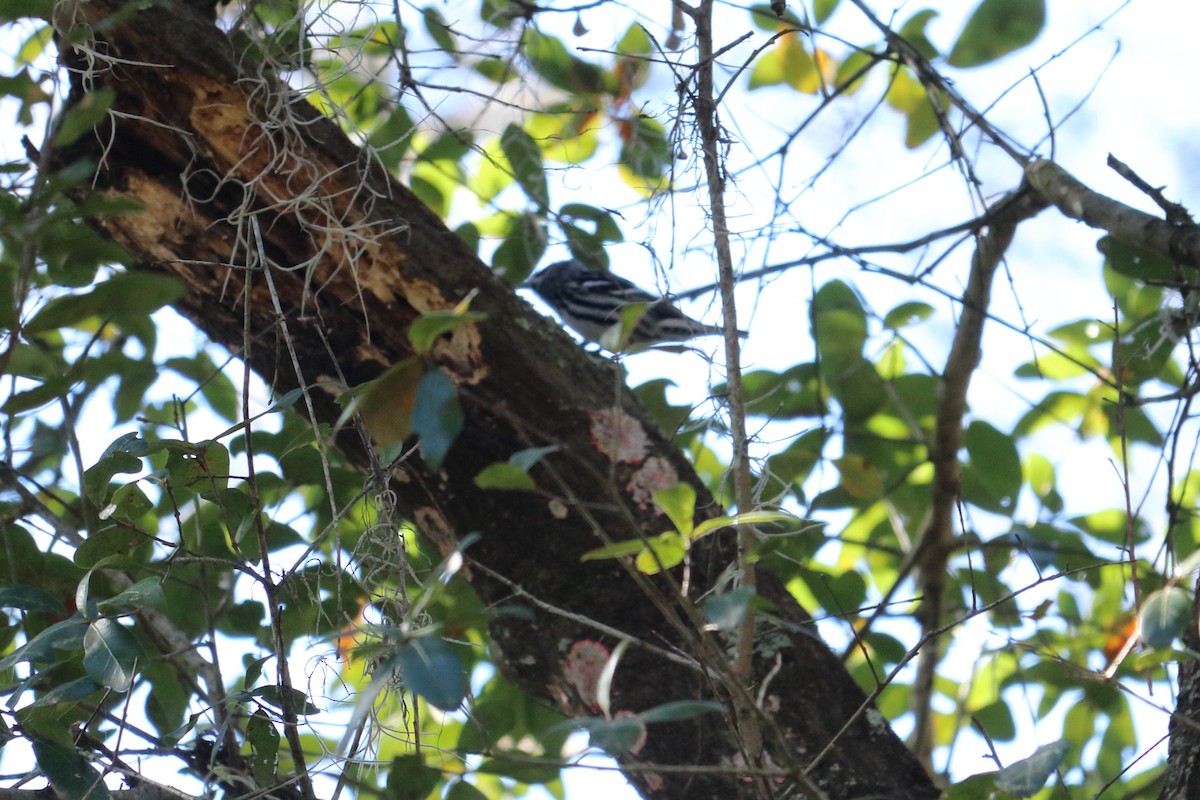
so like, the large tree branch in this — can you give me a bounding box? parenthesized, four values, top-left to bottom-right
(1026, 159, 1200, 267)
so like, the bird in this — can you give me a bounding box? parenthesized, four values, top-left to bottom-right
(523, 260, 746, 351)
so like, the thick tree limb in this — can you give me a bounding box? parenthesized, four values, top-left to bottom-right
(1026, 159, 1200, 267)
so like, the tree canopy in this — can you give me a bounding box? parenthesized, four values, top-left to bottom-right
(2, 1, 1199, 799)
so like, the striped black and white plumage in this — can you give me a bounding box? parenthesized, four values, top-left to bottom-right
(525, 260, 746, 349)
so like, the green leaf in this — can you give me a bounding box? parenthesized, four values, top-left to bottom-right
(165, 439, 230, 494)
(994, 739, 1069, 796)
(705, 588, 755, 631)
(246, 709, 280, 787)
(1, 376, 70, 414)
(445, 780, 489, 800)
(599, 302, 649, 352)
(947, 0, 1045, 68)
(99, 482, 152, 525)
(525, 29, 609, 95)
(1105, 262, 1164, 320)
(814, 0, 840, 24)
(476, 756, 561, 784)
(0, 0, 53, 22)
(561, 203, 623, 268)
(25, 272, 187, 334)
(34, 676, 102, 708)
(412, 369, 463, 470)
(30, 735, 110, 800)
(0, 586, 65, 614)
(834, 49, 876, 94)
(143, 663, 188, 734)
(1068, 508, 1150, 547)
(0, 618, 88, 671)
(811, 280, 867, 357)
(163, 353, 239, 421)
(1102, 235, 1178, 283)
(509, 445, 559, 472)
(585, 715, 645, 754)
(367, 105, 416, 169)
(250, 685, 322, 715)
(1139, 587, 1191, 649)
(473, 445, 558, 491)
(883, 301, 934, 330)
(421, 6, 457, 54)
(585, 531, 690, 572)
(395, 637, 467, 711)
(618, 114, 671, 185)
(474, 462, 537, 491)
(748, 4, 805, 31)
(639, 700, 726, 723)
(961, 420, 1022, 514)
(83, 618, 143, 691)
(634, 532, 686, 574)
(53, 88, 115, 147)
(691, 509, 805, 541)
(580, 539, 651, 561)
(898, 10, 939, 59)
(492, 211, 547, 283)
(386, 754, 444, 800)
(1013, 350, 1098, 380)
(500, 123, 549, 208)
(97, 578, 164, 613)
(734, 363, 826, 418)
(409, 309, 488, 355)
(73, 527, 150, 570)
(652, 482, 696, 538)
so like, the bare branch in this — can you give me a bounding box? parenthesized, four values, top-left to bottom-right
(1026, 159, 1200, 267)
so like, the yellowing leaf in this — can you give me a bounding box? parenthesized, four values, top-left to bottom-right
(652, 483, 696, 538)
(357, 357, 423, 445)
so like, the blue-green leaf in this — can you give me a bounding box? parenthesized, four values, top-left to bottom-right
(83, 618, 143, 691)
(994, 739, 1069, 797)
(395, 637, 467, 712)
(412, 369, 463, 470)
(1140, 587, 1191, 649)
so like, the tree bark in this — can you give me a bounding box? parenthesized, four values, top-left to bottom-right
(47, 2, 940, 797)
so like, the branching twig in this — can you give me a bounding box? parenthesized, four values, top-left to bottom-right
(909, 186, 1047, 768)
(686, 1, 770, 797)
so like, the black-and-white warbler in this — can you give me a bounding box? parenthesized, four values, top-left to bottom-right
(524, 260, 746, 350)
